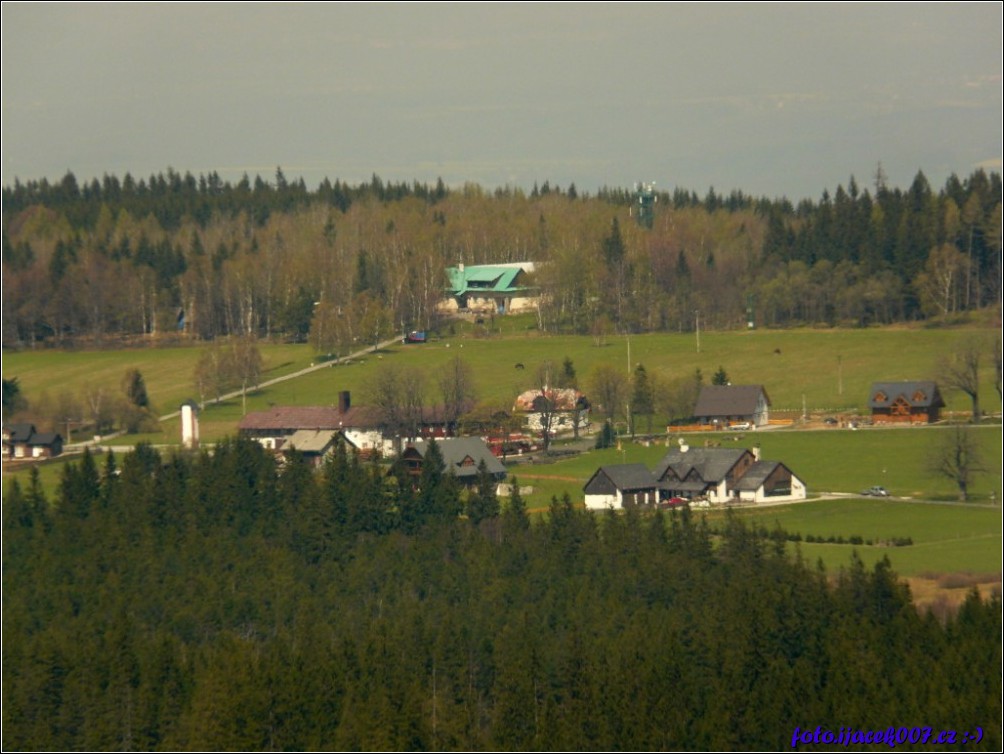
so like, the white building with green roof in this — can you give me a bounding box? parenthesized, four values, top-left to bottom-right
(441, 262, 538, 314)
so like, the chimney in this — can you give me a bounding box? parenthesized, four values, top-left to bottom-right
(752, 445, 761, 462)
(678, 438, 689, 453)
(338, 391, 351, 413)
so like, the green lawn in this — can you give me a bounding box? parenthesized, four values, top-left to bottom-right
(712, 497, 1001, 577)
(4, 342, 313, 422)
(5, 325, 999, 447)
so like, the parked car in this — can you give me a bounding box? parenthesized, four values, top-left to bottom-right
(658, 496, 688, 509)
(861, 485, 890, 497)
(730, 421, 752, 431)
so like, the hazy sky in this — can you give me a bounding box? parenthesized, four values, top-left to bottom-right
(2, 2, 1000, 201)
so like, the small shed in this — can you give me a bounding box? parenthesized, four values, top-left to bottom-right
(869, 381, 945, 424)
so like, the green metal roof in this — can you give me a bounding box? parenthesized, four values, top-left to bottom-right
(446, 265, 533, 296)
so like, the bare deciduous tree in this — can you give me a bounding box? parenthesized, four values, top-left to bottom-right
(932, 424, 987, 502)
(438, 356, 476, 437)
(938, 339, 983, 422)
(534, 361, 558, 455)
(588, 363, 625, 423)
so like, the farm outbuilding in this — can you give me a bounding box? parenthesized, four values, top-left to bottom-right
(693, 385, 771, 428)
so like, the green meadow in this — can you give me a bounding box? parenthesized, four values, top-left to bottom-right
(5, 324, 1001, 437)
(511, 425, 1002, 502)
(724, 498, 1001, 577)
(510, 427, 1001, 578)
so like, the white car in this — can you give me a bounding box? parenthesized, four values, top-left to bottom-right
(861, 485, 890, 497)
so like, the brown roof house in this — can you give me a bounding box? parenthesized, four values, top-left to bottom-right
(693, 385, 770, 428)
(869, 381, 945, 424)
(237, 391, 387, 457)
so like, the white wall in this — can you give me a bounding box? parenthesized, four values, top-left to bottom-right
(585, 492, 620, 510)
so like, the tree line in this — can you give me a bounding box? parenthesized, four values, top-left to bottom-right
(3, 441, 1001, 750)
(3, 167, 1000, 349)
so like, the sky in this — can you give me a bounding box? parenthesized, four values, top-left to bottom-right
(2, 2, 1001, 202)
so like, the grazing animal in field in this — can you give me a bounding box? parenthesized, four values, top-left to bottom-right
(773, 348, 781, 355)
(515, 363, 525, 370)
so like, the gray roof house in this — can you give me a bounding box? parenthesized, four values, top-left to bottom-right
(655, 445, 756, 502)
(732, 460, 806, 503)
(582, 442, 807, 509)
(654, 442, 806, 504)
(283, 429, 341, 466)
(398, 438, 507, 485)
(693, 385, 770, 428)
(2, 423, 63, 460)
(869, 381, 945, 424)
(583, 464, 660, 510)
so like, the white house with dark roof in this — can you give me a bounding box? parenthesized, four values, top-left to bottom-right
(654, 444, 756, 503)
(2, 423, 63, 460)
(734, 460, 806, 503)
(693, 385, 770, 428)
(583, 464, 660, 510)
(583, 441, 806, 509)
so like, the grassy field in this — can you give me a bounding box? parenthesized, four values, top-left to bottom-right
(4, 323, 1001, 446)
(510, 425, 1002, 504)
(4, 341, 314, 425)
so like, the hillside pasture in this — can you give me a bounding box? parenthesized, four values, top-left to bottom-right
(4, 326, 1000, 446)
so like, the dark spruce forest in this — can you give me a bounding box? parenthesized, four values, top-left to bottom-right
(4, 440, 1001, 750)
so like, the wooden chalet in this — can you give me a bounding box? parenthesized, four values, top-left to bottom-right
(869, 381, 945, 424)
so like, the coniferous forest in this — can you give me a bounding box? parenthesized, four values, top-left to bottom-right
(3, 440, 1000, 751)
(2, 167, 1001, 350)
